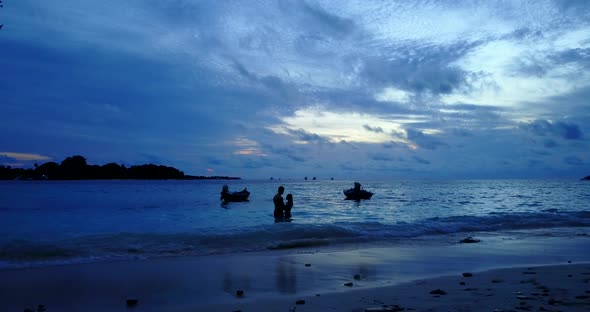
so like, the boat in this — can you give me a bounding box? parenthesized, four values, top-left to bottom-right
(220, 185, 250, 202)
(343, 182, 373, 200)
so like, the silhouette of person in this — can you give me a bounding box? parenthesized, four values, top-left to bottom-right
(273, 186, 285, 221)
(285, 193, 293, 220)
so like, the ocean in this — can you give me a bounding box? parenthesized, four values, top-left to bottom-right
(0, 179, 589, 269)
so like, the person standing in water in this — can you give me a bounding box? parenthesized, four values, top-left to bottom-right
(273, 186, 285, 221)
(284, 193, 293, 220)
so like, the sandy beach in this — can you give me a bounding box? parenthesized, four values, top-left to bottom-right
(212, 263, 590, 312)
(1, 233, 589, 311)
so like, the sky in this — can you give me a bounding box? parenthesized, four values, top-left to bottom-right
(1, 0, 589, 179)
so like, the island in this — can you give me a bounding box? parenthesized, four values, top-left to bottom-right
(0, 155, 240, 180)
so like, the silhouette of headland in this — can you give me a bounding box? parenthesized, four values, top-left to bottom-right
(0, 155, 241, 180)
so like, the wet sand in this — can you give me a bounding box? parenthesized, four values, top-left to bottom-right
(1, 234, 589, 311)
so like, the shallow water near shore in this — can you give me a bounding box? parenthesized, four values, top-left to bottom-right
(0, 179, 589, 268)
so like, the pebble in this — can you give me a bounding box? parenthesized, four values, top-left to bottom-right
(296, 299, 305, 305)
(516, 295, 531, 300)
(236, 290, 244, 297)
(344, 282, 354, 287)
(364, 304, 404, 311)
(354, 274, 361, 280)
(126, 299, 139, 307)
(462, 272, 473, 277)
(305, 263, 311, 267)
(459, 237, 481, 243)
(429, 288, 447, 295)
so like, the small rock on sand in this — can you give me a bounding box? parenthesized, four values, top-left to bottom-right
(126, 299, 139, 307)
(459, 237, 481, 243)
(344, 282, 354, 287)
(305, 263, 311, 267)
(236, 290, 244, 297)
(296, 299, 306, 305)
(354, 274, 361, 280)
(462, 272, 473, 277)
(429, 288, 447, 295)
(364, 304, 404, 312)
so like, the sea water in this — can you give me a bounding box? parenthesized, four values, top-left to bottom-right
(0, 179, 589, 268)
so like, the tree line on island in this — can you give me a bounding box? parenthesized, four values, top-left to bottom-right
(0, 155, 240, 180)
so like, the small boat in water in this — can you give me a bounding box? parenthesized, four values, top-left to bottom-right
(343, 182, 373, 200)
(220, 185, 250, 202)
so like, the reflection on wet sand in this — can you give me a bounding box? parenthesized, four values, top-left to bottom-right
(276, 258, 297, 294)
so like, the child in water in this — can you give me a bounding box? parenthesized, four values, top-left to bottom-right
(285, 193, 293, 219)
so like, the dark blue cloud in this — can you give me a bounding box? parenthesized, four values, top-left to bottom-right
(564, 156, 584, 166)
(550, 48, 590, 69)
(298, 1, 355, 38)
(371, 154, 396, 162)
(450, 128, 473, 137)
(412, 156, 430, 165)
(360, 40, 484, 95)
(544, 139, 558, 148)
(285, 128, 332, 146)
(405, 129, 447, 150)
(263, 145, 306, 163)
(520, 120, 583, 140)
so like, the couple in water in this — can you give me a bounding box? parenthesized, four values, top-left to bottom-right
(273, 186, 293, 222)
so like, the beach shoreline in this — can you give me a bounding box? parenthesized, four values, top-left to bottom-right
(1, 234, 589, 311)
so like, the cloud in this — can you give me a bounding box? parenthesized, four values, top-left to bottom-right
(299, 1, 356, 38)
(371, 153, 395, 162)
(0, 152, 51, 161)
(2, 1, 590, 179)
(263, 144, 306, 163)
(363, 124, 384, 133)
(412, 156, 431, 165)
(520, 120, 583, 140)
(405, 129, 447, 150)
(564, 156, 584, 166)
(360, 40, 483, 95)
(285, 128, 333, 145)
(0, 152, 52, 168)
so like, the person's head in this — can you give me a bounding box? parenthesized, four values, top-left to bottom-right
(286, 193, 293, 201)
(278, 186, 285, 194)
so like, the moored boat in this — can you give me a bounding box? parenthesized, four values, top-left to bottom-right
(343, 182, 373, 200)
(220, 185, 250, 202)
